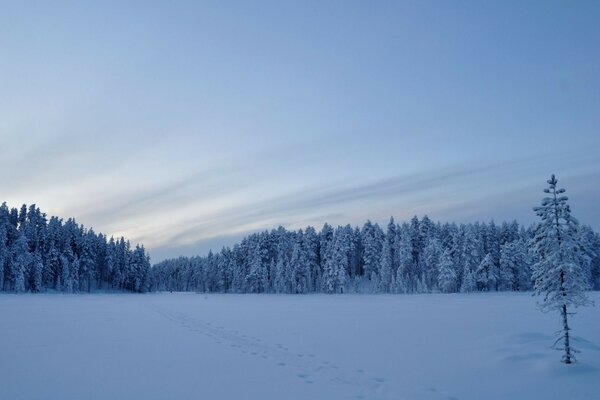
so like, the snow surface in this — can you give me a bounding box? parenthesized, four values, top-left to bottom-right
(1, 292, 598, 400)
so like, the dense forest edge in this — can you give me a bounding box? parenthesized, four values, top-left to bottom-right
(0, 203, 150, 293)
(153, 215, 600, 294)
(1, 202, 599, 295)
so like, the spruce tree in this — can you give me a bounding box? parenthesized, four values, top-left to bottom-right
(532, 175, 592, 364)
(437, 249, 457, 293)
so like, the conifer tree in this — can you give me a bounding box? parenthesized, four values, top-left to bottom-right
(437, 249, 457, 293)
(532, 175, 592, 364)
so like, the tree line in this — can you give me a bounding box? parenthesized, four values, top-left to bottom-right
(151, 216, 600, 294)
(0, 203, 151, 293)
(3, 196, 599, 296)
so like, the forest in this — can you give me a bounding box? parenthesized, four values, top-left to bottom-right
(0, 203, 151, 293)
(2, 202, 599, 295)
(152, 216, 600, 294)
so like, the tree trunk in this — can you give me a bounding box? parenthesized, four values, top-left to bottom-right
(561, 303, 573, 364)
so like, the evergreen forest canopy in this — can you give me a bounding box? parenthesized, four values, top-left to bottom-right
(0, 203, 151, 293)
(152, 216, 600, 294)
(2, 202, 599, 295)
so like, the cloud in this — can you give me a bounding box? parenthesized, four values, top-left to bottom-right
(153, 158, 526, 247)
(142, 153, 600, 261)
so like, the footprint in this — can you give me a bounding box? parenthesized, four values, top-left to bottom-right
(356, 369, 364, 373)
(428, 387, 437, 392)
(297, 373, 309, 378)
(373, 377, 386, 383)
(277, 362, 286, 367)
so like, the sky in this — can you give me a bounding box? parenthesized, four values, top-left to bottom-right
(1, 1, 599, 262)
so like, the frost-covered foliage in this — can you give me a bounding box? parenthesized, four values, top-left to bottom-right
(151, 215, 600, 295)
(531, 175, 593, 363)
(0, 203, 151, 293)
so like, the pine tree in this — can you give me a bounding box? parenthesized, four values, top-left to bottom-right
(290, 239, 309, 294)
(361, 221, 383, 282)
(31, 252, 43, 292)
(303, 227, 319, 292)
(395, 230, 414, 293)
(460, 267, 476, 293)
(378, 239, 393, 293)
(0, 226, 7, 291)
(323, 230, 349, 293)
(475, 253, 497, 292)
(79, 232, 97, 292)
(421, 238, 443, 291)
(532, 174, 592, 364)
(499, 240, 530, 291)
(10, 234, 29, 292)
(246, 243, 267, 293)
(437, 249, 457, 293)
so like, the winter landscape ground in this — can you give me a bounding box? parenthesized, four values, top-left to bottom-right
(1, 292, 598, 400)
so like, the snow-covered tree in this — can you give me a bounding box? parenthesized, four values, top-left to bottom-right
(10, 234, 29, 292)
(499, 240, 531, 291)
(246, 243, 268, 293)
(323, 230, 349, 293)
(290, 239, 309, 294)
(532, 175, 593, 364)
(460, 267, 476, 293)
(30, 252, 43, 292)
(378, 238, 394, 293)
(421, 238, 443, 291)
(394, 228, 414, 293)
(361, 221, 383, 283)
(0, 226, 7, 291)
(475, 253, 497, 292)
(437, 249, 457, 293)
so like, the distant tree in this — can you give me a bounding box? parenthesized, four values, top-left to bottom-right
(303, 227, 320, 292)
(475, 253, 497, 291)
(10, 233, 29, 292)
(461, 226, 482, 288)
(30, 252, 43, 292)
(323, 230, 349, 293)
(499, 240, 530, 291)
(437, 249, 457, 293)
(532, 175, 593, 364)
(290, 239, 309, 294)
(0, 226, 7, 291)
(246, 244, 268, 293)
(361, 221, 383, 283)
(378, 238, 394, 293)
(460, 267, 476, 293)
(421, 238, 443, 291)
(395, 230, 414, 293)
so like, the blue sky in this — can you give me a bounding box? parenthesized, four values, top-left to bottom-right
(1, 1, 599, 261)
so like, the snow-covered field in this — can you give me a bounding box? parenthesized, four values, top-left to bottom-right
(1, 293, 598, 400)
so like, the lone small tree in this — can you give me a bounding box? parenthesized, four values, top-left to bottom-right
(532, 174, 592, 363)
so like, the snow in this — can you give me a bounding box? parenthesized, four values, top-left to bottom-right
(1, 292, 598, 400)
